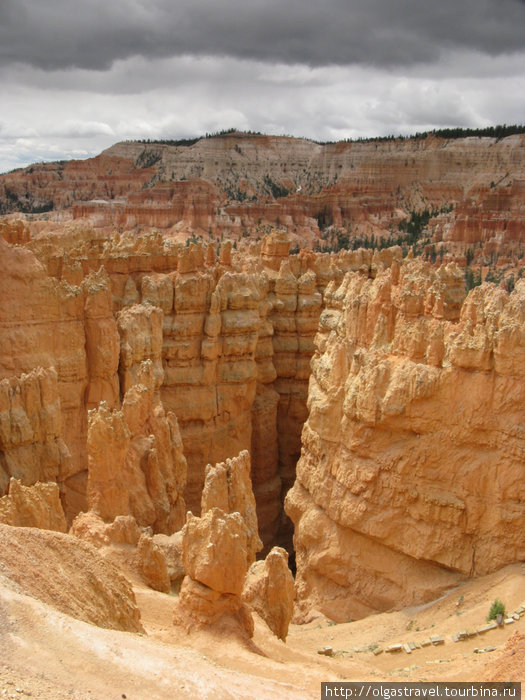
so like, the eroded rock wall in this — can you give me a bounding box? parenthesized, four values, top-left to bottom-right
(2, 231, 327, 535)
(0, 238, 123, 519)
(46, 229, 354, 542)
(87, 360, 187, 533)
(0, 367, 70, 495)
(285, 261, 525, 621)
(9, 221, 519, 590)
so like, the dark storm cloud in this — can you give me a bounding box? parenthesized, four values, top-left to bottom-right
(1, 0, 525, 72)
(1, 0, 524, 173)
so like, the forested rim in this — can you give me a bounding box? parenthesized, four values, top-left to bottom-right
(130, 124, 525, 147)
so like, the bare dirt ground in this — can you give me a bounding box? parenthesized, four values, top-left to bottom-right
(1, 559, 524, 699)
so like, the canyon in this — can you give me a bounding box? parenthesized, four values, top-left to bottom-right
(1, 132, 524, 276)
(1, 219, 523, 614)
(0, 132, 524, 695)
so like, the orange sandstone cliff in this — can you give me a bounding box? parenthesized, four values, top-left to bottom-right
(0, 229, 339, 545)
(1, 219, 524, 621)
(286, 260, 525, 620)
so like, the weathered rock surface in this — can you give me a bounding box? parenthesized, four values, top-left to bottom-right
(122, 361, 188, 533)
(242, 546, 295, 641)
(152, 530, 185, 586)
(70, 510, 143, 548)
(174, 507, 253, 636)
(0, 367, 71, 496)
(175, 575, 254, 637)
(0, 523, 143, 632)
(117, 303, 164, 394)
(87, 402, 130, 521)
(201, 449, 262, 564)
(182, 508, 248, 595)
(0, 238, 121, 520)
(83, 268, 120, 410)
(107, 513, 143, 545)
(71, 512, 175, 595)
(137, 532, 171, 594)
(286, 263, 525, 621)
(0, 479, 67, 531)
(70, 510, 113, 548)
(87, 360, 187, 533)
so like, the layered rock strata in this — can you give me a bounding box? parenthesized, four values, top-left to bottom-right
(3, 133, 523, 255)
(0, 227, 409, 547)
(0, 237, 121, 519)
(286, 262, 525, 621)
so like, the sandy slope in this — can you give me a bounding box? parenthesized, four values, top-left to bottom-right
(0, 576, 315, 699)
(1, 559, 524, 698)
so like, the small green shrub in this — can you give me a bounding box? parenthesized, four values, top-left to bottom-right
(487, 598, 505, 622)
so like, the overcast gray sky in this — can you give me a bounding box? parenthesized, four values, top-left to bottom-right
(1, 0, 524, 172)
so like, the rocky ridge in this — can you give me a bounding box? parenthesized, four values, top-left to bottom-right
(1, 133, 524, 267)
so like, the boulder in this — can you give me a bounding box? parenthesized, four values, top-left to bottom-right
(137, 532, 171, 594)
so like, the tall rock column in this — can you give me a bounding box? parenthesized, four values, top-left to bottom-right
(87, 360, 187, 532)
(201, 449, 262, 564)
(251, 275, 280, 548)
(83, 268, 120, 410)
(269, 259, 323, 549)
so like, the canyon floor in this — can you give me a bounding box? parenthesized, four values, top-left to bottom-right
(1, 554, 524, 699)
